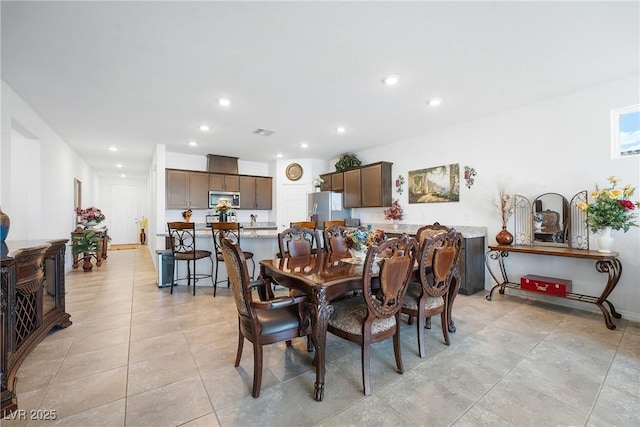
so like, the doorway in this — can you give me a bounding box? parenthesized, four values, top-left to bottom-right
(109, 184, 139, 244)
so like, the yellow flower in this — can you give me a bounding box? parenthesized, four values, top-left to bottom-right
(607, 176, 619, 185)
(591, 190, 600, 199)
(609, 188, 623, 199)
(577, 201, 588, 211)
(623, 184, 634, 197)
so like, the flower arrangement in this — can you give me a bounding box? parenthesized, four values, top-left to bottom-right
(384, 199, 404, 221)
(496, 188, 514, 227)
(533, 212, 544, 223)
(138, 216, 148, 230)
(76, 207, 105, 224)
(578, 176, 639, 233)
(313, 176, 324, 188)
(343, 225, 386, 251)
(214, 198, 233, 213)
(182, 209, 192, 220)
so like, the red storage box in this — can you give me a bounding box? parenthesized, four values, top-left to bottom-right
(520, 274, 572, 297)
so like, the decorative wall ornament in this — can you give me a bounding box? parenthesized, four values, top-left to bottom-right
(408, 164, 460, 204)
(395, 175, 405, 194)
(464, 166, 477, 189)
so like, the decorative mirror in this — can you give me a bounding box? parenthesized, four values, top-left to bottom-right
(514, 191, 589, 249)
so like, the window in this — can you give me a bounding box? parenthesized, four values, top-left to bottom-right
(611, 104, 640, 158)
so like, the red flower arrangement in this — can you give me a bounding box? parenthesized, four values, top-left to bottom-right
(384, 199, 404, 221)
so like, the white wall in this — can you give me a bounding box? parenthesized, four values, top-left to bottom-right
(352, 76, 640, 321)
(1, 81, 100, 269)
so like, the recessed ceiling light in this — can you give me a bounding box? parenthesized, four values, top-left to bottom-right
(199, 125, 210, 131)
(218, 98, 231, 107)
(109, 146, 117, 152)
(336, 126, 346, 134)
(427, 98, 442, 107)
(119, 173, 126, 178)
(300, 142, 308, 148)
(276, 153, 283, 158)
(116, 164, 123, 168)
(382, 74, 400, 86)
(188, 140, 198, 146)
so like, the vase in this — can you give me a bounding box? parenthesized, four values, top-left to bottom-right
(392, 219, 399, 230)
(82, 255, 93, 272)
(596, 226, 614, 253)
(85, 220, 97, 229)
(0, 206, 10, 242)
(184, 212, 192, 222)
(496, 226, 514, 245)
(219, 212, 228, 222)
(349, 247, 368, 262)
(140, 229, 146, 245)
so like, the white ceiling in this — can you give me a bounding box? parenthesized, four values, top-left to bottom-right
(2, 1, 639, 178)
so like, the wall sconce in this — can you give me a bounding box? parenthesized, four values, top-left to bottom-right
(395, 175, 405, 194)
(464, 166, 477, 189)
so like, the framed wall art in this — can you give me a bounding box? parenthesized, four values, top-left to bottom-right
(408, 163, 460, 204)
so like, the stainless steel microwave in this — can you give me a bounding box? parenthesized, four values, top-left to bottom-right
(208, 191, 240, 209)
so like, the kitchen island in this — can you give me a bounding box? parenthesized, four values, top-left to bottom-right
(158, 222, 486, 296)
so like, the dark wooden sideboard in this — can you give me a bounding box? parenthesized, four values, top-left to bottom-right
(1, 239, 71, 416)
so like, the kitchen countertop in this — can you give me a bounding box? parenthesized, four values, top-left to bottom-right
(159, 223, 486, 239)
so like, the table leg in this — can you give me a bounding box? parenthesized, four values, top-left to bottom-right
(309, 286, 333, 401)
(485, 250, 510, 301)
(595, 259, 623, 330)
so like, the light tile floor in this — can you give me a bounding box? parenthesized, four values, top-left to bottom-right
(3, 247, 639, 426)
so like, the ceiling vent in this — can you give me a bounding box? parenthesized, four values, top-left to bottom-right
(253, 128, 274, 137)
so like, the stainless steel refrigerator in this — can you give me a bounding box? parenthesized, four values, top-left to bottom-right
(308, 191, 348, 228)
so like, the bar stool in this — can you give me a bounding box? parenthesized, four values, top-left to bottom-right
(167, 222, 213, 295)
(212, 222, 255, 297)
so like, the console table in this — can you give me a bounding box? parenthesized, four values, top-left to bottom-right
(70, 228, 108, 269)
(485, 244, 622, 330)
(1, 239, 71, 416)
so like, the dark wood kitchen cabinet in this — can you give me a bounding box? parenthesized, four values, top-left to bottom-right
(209, 173, 240, 192)
(239, 176, 272, 210)
(166, 169, 208, 209)
(319, 172, 344, 192)
(343, 162, 392, 208)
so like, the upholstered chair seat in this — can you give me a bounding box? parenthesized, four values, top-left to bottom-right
(402, 282, 445, 312)
(329, 297, 397, 336)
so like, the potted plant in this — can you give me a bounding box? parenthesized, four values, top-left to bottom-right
(72, 231, 101, 272)
(335, 153, 362, 172)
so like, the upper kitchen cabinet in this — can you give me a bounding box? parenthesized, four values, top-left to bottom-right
(239, 176, 273, 210)
(166, 169, 209, 209)
(343, 169, 362, 208)
(209, 173, 240, 192)
(343, 162, 393, 208)
(319, 172, 344, 192)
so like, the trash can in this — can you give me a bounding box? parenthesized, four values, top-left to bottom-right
(156, 249, 174, 288)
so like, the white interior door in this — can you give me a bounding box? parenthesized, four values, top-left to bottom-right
(277, 184, 309, 230)
(109, 184, 139, 244)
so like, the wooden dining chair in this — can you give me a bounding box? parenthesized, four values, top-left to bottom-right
(289, 221, 317, 230)
(401, 229, 462, 357)
(167, 222, 214, 295)
(211, 222, 255, 297)
(323, 220, 345, 229)
(323, 224, 349, 255)
(278, 225, 321, 258)
(220, 238, 311, 398)
(327, 234, 418, 395)
(408, 222, 454, 327)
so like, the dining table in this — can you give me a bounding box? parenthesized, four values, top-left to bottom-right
(259, 250, 461, 401)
